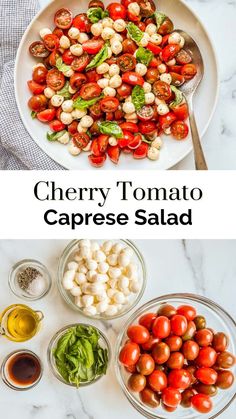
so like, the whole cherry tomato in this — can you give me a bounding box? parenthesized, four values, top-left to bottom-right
(140, 388, 160, 408)
(165, 336, 182, 352)
(194, 383, 218, 397)
(177, 305, 196, 321)
(107, 3, 127, 20)
(148, 370, 167, 392)
(182, 321, 196, 341)
(216, 351, 236, 369)
(32, 66, 48, 84)
(162, 387, 181, 408)
(37, 108, 56, 122)
(127, 325, 150, 344)
(117, 83, 132, 99)
(181, 388, 196, 408)
(119, 342, 140, 366)
(152, 316, 171, 339)
(158, 304, 177, 318)
(195, 329, 213, 347)
(216, 370, 234, 389)
(152, 342, 170, 364)
(212, 332, 229, 352)
(122, 39, 137, 54)
(128, 373, 146, 392)
(139, 313, 157, 330)
(168, 369, 191, 390)
(182, 340, 199, 361)
(122, 72, 144, 86)
(191, 394, 213, 414)
(194, 315, 206, 330)
(137, 354, 155, 375)
(28, 95, 47, 112)
(195, 367, 218, 385)
(170, 315, 188, 336)
(166, 352, 184, 369)
(141, 335, 160, 351)
(197, 347, 217, 368)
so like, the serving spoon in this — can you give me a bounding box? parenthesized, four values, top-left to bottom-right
(175, 30, 208, 170)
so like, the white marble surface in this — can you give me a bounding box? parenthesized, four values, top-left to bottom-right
(0, 239, 236, 419)
(38, 0, 236, 169)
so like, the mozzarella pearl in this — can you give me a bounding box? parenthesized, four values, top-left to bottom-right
(39, 28, 52, 39)
(164, 127, 172, 135)
(126, 263, 138, 278)
(72, 109, 87, 120)
(109, 64, 120, 76)
(98, 262, 109, 274)
(111, 33, 123, 44)
(145, 24, 157, 36)
(97, 63, 110, 74)
(108, 136, 118, 146)
(68, 141, 81, 156)
(80, 115, 94, 128)
(63, 68, 74, 78)
(60, 112, 73, 125)
(102, 241, 113, 253)
(152, 137, 163, 149)
(118, 276, 130, 291)
(128, 2, 140, 16)
(93, 250, 106, 262)
(123, 102, 135, 114)
(145, 92, 155, 104)
(62, 100, 74, 113)
(96, 301, 109, 314)
(59, 35, 70, 49)
(112, 243, 124, 253)
(111, 41, 123, 55)
(105, 305, 118, 316)
(68, 27, 80, 39)
(103, 86, 116, 97)
(90, 241, 100, 252)
(83, 141, 91, 152)
(150, 33, 162, 45)
(97, 78, 109, 89)
(143, 82, 152, 93)
(125, 112, 137, 121)
(160, 73, 172, 84)
(80, 246, 91, 258)
(109, 74, 122, 88)
(75, 272, 87, 285)
(107, 254, 118, 266)
(77, 123, 88, 133)
(157, 103, 169, 115)
(135, 63, 147, 76)
(75, 296, 82, 307)
(83, 306, 97, 316)
(130, 280, 141, 293)
(168, 32, 182, 45)
(67, 261, 78, 271)
(158, 63, 167, 74)
(179, 36, 185, 48)
(51, 95, 64, 107)
(140, 33, 150, 47)
(69, 85, 77, 94)
(113, 291, 126, 304)
(63, 270, 75, 289)
(102, 17, 114, 28)
(102, 27, 115, 40)
(78, 33, 89, 44)
(109, 267, 122, 279)
(70, 44, 83, 56)
(57, 132, 70, 144)
(70, 286, 82, 297)
(166, 58, 176, 66)
(113, 19, 126, 32)
(91, 23, 103, 37)
(87, 270, 97, 282)
(118, 253, 130, 267)
(147, 146, 160, 160)
(81, 295, 94, 307)
(44, 87, 55, 99)
(80, 239, 91, 248)
(86, 260, 98, 271)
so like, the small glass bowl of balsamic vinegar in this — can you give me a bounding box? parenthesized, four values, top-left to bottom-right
(1, 349, 43, 390)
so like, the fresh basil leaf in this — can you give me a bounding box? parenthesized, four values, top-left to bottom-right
(170, 85, 183, 108)
(54, 328, 74, 361)
(46, 130, 67, 142)
(58, 81, 72, 99)
(31, 111, 37, 119)
(87, 7, 109, 23)
(127, 22, 144, 45)
(56, 57, 71, 75)
(98, 121, 123, 138)
(136, 47, 154, 66)
(86, 43, 109, 70)
(73, 95, 104, 110)
(132, 85, 145, 111)
(154, 11, 166, 29)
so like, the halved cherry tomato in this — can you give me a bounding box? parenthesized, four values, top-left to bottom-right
(118, 54, 137, 72)
(68, 121, 78, 135)
(153, 81, 172, 100)
(117, 83, 132, 98)
(54, 8, 73, 29)
(137, 105, 154, 121)
(46, 69, 65, 91)
(71, 53, 90, 72)
(43, 34, 59, 52)
(37, 108, 56, 122)
(127, 325, 150, 344)
(137, 21, 146, 30)
(148, 370, 167, 392)
(152, 316, 171, 339)
(86, 69, 101, 83)
(118, 130, 134, 148)
(122, 72, 144, 86)
(97, 134, 109, 153)
(119, 342, 140, 366)
(73, 133, 90, 149)
(170, 72, 185, 87)
(159, 112, 177, 129)
(89, 102, 103, 119)
(122, 39, 137, 54)
(32, 66, 48, 84)
(107, 3, 127, 20)
(100, 97, 120, 113)
(106, 112, 113, 121)
(147, 42, 162, 55)
(29, 42, 50, 58)
(161, 44, 181, 62)
(191, 394, 213, 414)
(48, 50, 60, 67)
(149, 57, 162, 68)
(80, 82, 102, 100)
(62, 50, 75, 65)
(27, 80, 45, 95)
(49, 119, 66, 132)
(82, 39, 104, 54)
(176, 49, 192, 65)
(162, 387, 181, 408)
(28, 95, 47, 112)
(114, 109, 124, 121)
(89, 0, 105, 9)
(73, 13, 91, 32)
(181, 64, 197, 80)
(107, 145, 120, 164)
(88, 154, 106, 167)
(171, 120, 189, 140)
(137, 0, 156, 17)
(168, 369, 191, 390)
(120, 122, 139, 133)
(133, 142, 149, 159)
(158, 17, 174, 35)
(91, 138, 101, 156)
(53, 28, 64, 39)
(138, 121, 156, 134)
(70, 73, 87, 90)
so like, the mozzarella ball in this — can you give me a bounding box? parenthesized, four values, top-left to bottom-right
(80, 239, 91, 248)
(78, 264, 88, 274)
(70, 286, 82, 297)
(70, 44, 83, 56)
(166, 58, 176, 66)
(83, 306, 97, 316)
(69, 85, 77, 94)
(78, 33, 89, 44)
(80, 115, 94, 128)
(135, 63, 147, 76)
(60, 112, 73, 125)
(179, 36, 185, 48)
(150, 33, 162, 45)
(59, 35, 70, 49)
(155, 97, 165, 106)
(107, 253, 118, 266)
(68, 27, 80, 39)
(160, 73, 172, 84)
(125, 112, 137, 121)
(107, 47, 113, 58)
(113, 19, 126, 32)
(122, 247, 134, 258)
(109, 74, 122, 88)
(93, 250, 106, 262)
(126, 263, 138, 278)
(63, 270, 75, 289)
(86, 260, 98, 271)
(118, 276, 130, 291)
(168, 32, 182, 45)
(110, 33, 123, 44)
(72, 108, 87, 120)
(102, 240, 113, 254)
(68, 141, 81, 156)
(128, 2, 140, 16)
(90, 241, 100, 252)
(98, 262, 109, 274)
(143, 82, 152, 93)
(83, 141, 91, 152)
(93, 274, 108, 283)
(81, 295, 94, 307)
(123, 102, 135, 114)
(87, 270, 97, 282)
(158, 63, 167, 74)
(102, 17, 114, 28)
(152, 136, 163, 149)
(148, 146, 160, 160)
(130, 280, 141, 293)
(91, 22, 103, 37)
(109, 64, 120, 76)
(80, 246, 91, 259)
(108, 136, 118, 146)
(107, 288, 116, 298)
(96, 301, 109, 314)
(102, 27, 115, 40)
(89, 283, 106, 295)
(44, 87, 55, 99)
(97, 78, 109, 89)
(97, 62, 110, 74)
(103, 86, 116, 97)
(75, 272, 87, 285)
(145, 23, 157, 36)
(51, 95, 64, 107)
(109, 267, 122, 279)
(77, 123, 88, 133)
(105, 305, 118, 316)
(40, 28, 52, 39)
(104, 72, 111, 79)
(112, 243, 124, 253)
(63, 68, 74, 78)
(75, 296, 82, 307)
(113, 291, 126, 304)
(111, 41, 123, 55)
(157, 103, 169, 115)
(145, 92, 155, 104)
(67, 261, 78, 271)
(58, 132, 70, 144)
(118, 253, 130, 268)
(62, 99, 74, 113)
(140, 33, 150, 47)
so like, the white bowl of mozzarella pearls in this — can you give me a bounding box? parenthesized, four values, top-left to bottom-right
(58, 240, 146, 319)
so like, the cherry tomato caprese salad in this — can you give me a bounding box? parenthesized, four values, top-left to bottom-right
(27, 0, 197, 167)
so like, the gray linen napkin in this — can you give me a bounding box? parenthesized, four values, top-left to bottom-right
(0, 0, 64, 169)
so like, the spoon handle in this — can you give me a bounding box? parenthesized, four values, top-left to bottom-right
(188, 98, 208, 170)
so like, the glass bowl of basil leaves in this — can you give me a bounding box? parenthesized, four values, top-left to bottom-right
(48, 324, 111, 387)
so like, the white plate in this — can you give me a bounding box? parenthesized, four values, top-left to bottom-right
(15, 0, 219, 170)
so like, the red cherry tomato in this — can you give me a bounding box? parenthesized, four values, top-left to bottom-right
(43, 34, 59, 51)
(100, 97, 120, 113)
(73, 13, 91, 32)
(137, 354, 155, 375)
(161, 44, 181, 62)
(172, 103, 188, 120)
(122, 72, 144, 86)
(170, 315, 188, 336)
(118, 130, 134, 148)
(127, 325, 150, 344)
(141, 335, 160, 351)
(169, 72, 185, 87)
(171, 120, 189, 140)
(162, 387, 181, 408)
(195, 329, 214, 347)
(181, 64, 197, 80)
(195, 368, 218, 385)
(32, 66, 48, 84)
(176, 49, 192, 65)
(197, 347, 217, 368)
(191, 394, 213, 414)
(152, 342, 170, 364)
(168, 369, 191, 390)
(28, 95, 47, 112)
(71, 53, 90, 72)
(177, 305, 196, 321)
(182, 340, 199, 361)
(46, 69, 65, 91)
(159, 112, 177, 129)
(137, 105, 154, 122)
(165, 336, 182, 352)
(62, 50, 75, 65)
(119, 342, 140, 366)
(127, 10, 141, 22)
(107, 3, 127, 20)
(97, 134, 109, 153)
(128, 134, 142, 150)
(152, 316, 171, 339)
(29, 41, 50, 58)
(139, 313, 157, 330)
(140, 388, 160, 408)
(53, 27, 64, 39)
(79, 82, 102, 100)
(82, 39, 104, 54)
(54, 8, 73, 29)
(147, 42, 162, 55)
(148, 370, 168, 392)
(153, 81, 172, 101)
(107, 144, 120, 164)
(133, 142, 149, 159)
(117, 54, 137, 72)
(27, 80, 45, 95)
(212, 332, 229, 352)
(166, 352, 184, 369)
(70, 73, 87, 90)
(68, 121, 78, 135)
(49, 119, 66, 132)
(37, 108, 56, 122)
(86, 69, 101, 83)
(138, 121, 156, 134)
(73, 133, 90, 149)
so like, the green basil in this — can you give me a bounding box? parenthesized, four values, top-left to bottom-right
(73, 95, 104, 110)
(86, 43, 109, 70)
(98, 121, 123, 138)
(31, 111, 37, 119)
(56, 58, 71, 75)
(46, 130, 67, 142)
(170, 85, 183, 108)
(131, 85, 145, 111)
(136, 47, 154, 66)
(127, 22, 144, 45)
(154, 11, 166, 29)
(87, 7, 109, 23)
(57, 81, 72, 99)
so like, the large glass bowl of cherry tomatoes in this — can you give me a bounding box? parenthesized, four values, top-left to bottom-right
(115, 293, 236, 418)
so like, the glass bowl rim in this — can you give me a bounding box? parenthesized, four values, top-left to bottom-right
(1, 349, 43, 391)
(47, 322, 112, 387)
(8, 258, 52, 301)
(57, 239, 147, 320)
(115, 292, 236, 419)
